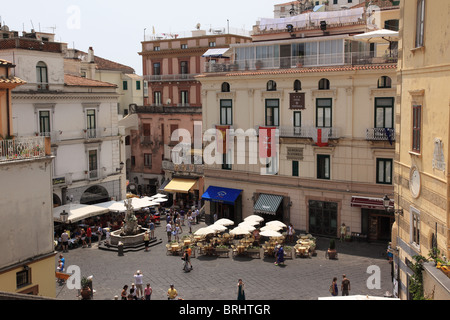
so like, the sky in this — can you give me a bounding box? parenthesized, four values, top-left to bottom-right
(0, 0, 278, 73)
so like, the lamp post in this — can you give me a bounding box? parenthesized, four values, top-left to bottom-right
(60, 210, 68, 224)
(383, 195, 403, 216)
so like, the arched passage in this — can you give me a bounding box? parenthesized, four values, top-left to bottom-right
(80, 185, 110, 205)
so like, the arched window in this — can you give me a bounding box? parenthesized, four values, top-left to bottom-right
(378, 76, 392, 89)
(221, 82, 230, 92)
(267, 80, 277, 91)
(294, 80, 302, 92)
(318, 78, 330, 90)
(36, 61, 48, 89)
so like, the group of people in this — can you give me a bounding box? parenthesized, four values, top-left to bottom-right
(165, 208, 200, 242)
(330, 274, 351, 296)
(119, 270, 153, 300)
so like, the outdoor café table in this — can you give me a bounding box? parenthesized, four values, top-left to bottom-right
(183, 239, 191, 246)
(171, 243, 181, 254)
(237, 245, 246, 255)
(204, 245, 215, 255)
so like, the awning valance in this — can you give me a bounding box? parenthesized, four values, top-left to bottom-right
(164, 178, 198, 193)
(351, 196, 394, 210)
(254, 194, 283, 215)
(202, 186, 242, 205)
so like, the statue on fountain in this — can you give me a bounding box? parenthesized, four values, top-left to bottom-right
(121, 198, 139, 236)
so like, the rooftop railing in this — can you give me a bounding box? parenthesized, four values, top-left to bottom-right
(0, 136, 46, 163)
(204, 50, 398, 73)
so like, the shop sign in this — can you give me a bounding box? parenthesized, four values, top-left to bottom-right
(290, 92, 305, 109)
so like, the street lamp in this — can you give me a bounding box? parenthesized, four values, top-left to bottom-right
(60, 210, 69, 224)
(383, 195, 403, 216)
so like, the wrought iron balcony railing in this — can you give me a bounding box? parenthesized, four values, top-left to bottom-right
(366, 128, 395, 142)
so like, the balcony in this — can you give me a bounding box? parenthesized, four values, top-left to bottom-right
(130, 104, 201, 114)
(144, 73, 201, 82)
(204, 51, 398, 73)
(30, 127, 119, 143)
(0, 136, 47, 163)
(254, 126, 341, 140)
(366, 128, 395, 142)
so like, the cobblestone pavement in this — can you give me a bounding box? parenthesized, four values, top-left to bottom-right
(55, 220, 394, 301)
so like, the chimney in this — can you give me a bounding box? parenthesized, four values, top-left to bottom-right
(88, 47, 95, 63)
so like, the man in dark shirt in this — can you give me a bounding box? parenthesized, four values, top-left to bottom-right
(341, 274, 351, 296)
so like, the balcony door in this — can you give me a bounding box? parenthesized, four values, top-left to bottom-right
(88, 149, 98, 179)
(86, 109, 97, 138)
(39, 110, 51, 137)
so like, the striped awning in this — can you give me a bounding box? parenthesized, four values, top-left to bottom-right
(254, 194, 283, 215)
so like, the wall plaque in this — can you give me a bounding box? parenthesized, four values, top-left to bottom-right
(290, 92, 305, 109)
(286, 147, 304, 160)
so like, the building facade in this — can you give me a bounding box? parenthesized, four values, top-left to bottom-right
(198, 6, 399, 240)
(0, 58, 55, 298)
(393, 0, 450, 300)
(129, 29, 252, 202)
(0, 30, 126, 207)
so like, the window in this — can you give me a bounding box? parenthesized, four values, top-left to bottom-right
(316, 98, 332, 128)
(209, 41, 216, 47)
(265, 99, 280, 126)
(170, 124, 179, 143)
(36, 61, 48, 85)
(88, 149, 98, 179)
(39, 110, 51, 136)
(317, 154, 330, 180)
(123, 81, 128, 90)
(86, 109, 97, 138)
(375, 98, 394, 129)
(292, 161, 299, 177)
(154, 46, 160, 51)
(384, 19, 399, 31)
(412, 104, 422, 153)
(415, 0, 425, 48)
(180, 61, 188, 74)
(318, 78, 330, 90)
(294, 80, 302, 92)
(180, 90, 189, 105)
(222, 153, 232, 170)
(411, 208, 420, 247)
(181, 44, 188, 49)
(376, 158, 393, 184)
(144, 154, 152, 168)
(220, 100, 233, 125)
(153, 63, 161, 76)
(293, 111, 301, 135)
(221, 82, 230, 92)
(267, 80, 277, 91)
(378, 76, 392, 88)
(136, 81, 141, 90)
(143, 123, 151, 137)
(154, 91, 162, 105)
(16, 268, 31, 289)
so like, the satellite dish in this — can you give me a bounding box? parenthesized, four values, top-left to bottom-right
(196, 23, 201, 30)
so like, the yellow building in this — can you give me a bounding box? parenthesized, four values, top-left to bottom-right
(198, 6, 400, 243)
(0, 59, 56, 298)
(393, 0, 450, 300)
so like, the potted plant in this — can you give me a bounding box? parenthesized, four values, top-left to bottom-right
(80, 276, 92, 300)
(345, 234, 352, 242)
(327, 239, 337, 259)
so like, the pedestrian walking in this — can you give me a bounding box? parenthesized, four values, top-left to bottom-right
(166, 222, 172, 242)
(167, 284, 178, 300)
(148, 220, 155, 239)
(275, 244, 285, 266)
(134, 270, 144, 299)
(187, 213, 193, 233)
(86, 226, 92, 247)
(144, 283, 153, 300)
(340, 223, 347, 242)
(287, 223, 295, 243)
(121, 285, 128, 300)
(330, 277, 338, 296)
(80, 228, 87, 248)
(61, 230, 69, 252)
(143, 231, 150, 252)
(237, 279, 245, 300)
(341, 274, 351, 296)
(105, 228, 111, 246)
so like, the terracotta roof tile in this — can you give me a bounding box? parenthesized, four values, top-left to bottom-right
(0, 76, 26, 84)
(64, 74, 117, 87)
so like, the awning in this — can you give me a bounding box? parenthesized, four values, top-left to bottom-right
(158, 179, 170, 192)
(164, 178, 198, 193)
(202, 186, 242, 205)
(351, 196, 394, 210)
(202, 48, 231, 58)
(254, 194, 283, 215)
(53, 203, 110, 224)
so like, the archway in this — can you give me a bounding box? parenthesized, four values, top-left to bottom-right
(80, 185, 109, 205)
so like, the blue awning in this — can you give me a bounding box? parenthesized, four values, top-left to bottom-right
(202, 186, 242, 205)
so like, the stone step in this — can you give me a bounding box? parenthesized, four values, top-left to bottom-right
(98, 238, 163, 253)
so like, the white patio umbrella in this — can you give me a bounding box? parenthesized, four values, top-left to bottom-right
(194, 227, 216, 236)
(229, 227, 251, 236)
(240, 219, 259, 226)
(237, 222, 256, 232)
(208, 224, 228, 232)
(260, 224, 283, 232)
(244, 215, 264, 222)
(151, 193, 168, 198)
(352, 29, 399, 57)
(215, 218, 234, 226)
(266, 220, 287, 228)
(152, 198, 168, 203)
(260, 230, 283, 238)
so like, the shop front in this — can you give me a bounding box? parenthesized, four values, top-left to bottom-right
(351, 196, 395, 242)
(164, 177, 200, 210)
(202, 186, 243, 224)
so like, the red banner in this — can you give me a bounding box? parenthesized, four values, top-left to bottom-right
(216, 125, 230, 154)
(259, 127, 277, 158)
